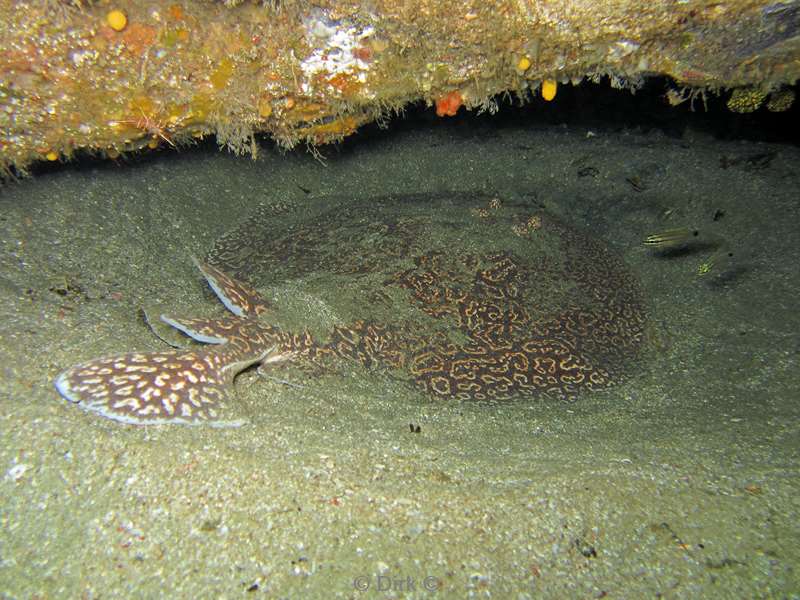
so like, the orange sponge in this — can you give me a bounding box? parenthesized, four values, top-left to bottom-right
(435, 91, 463, 117)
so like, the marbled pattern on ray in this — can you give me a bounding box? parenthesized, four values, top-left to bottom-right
(204, 192, 647, 402)
(56, 192, 647, 425)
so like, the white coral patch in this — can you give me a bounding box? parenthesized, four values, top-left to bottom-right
(300, 9, 375, 93)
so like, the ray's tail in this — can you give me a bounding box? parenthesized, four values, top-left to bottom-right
(54, 258, 284, 427)
(55, 348, 248, 427)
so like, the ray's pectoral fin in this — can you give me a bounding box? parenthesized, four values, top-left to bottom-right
(54, 349, 247, 427)
(191, 256, 269, 317)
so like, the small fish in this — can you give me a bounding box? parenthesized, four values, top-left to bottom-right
(644, 227, 735, 276)
(643, 227, 700, 249)
(55, 259, 294, 427)
(697, 249, 735, 276)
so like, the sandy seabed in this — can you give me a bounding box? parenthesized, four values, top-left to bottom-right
(1, 103, 798, 598)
